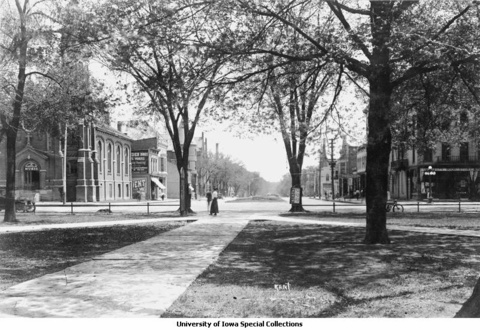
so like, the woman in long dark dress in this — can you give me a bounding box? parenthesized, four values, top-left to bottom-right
(210, 188, 219, 216)
(206, 191, 212, 211)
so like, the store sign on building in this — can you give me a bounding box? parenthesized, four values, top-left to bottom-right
(24, 162, 38, 171)
(132, 151, 148, 173)
(133, 179, 146, 190)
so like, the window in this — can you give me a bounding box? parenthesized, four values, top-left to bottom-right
(160, 158, 165, 172)
(424, 149, 433, 162)
(118, 184, 122, 197)
(126, 184, 129, 197)
(124, 148, 129, 175)
(97, 141, 103, 172)
(116, 146, 121, 174)
(107, 143, 112, 173)
(460, 142, 469, 161)
(326, 174, 330, 182)
(442, 143, 450, 161)
(67, 160, 77, 175)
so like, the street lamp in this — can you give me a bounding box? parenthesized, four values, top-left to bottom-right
(426, 165, 435, 203)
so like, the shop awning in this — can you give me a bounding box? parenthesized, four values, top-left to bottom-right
(151, 177, 166, 189)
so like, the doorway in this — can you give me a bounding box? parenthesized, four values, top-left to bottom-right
(23, 161, 40, 190)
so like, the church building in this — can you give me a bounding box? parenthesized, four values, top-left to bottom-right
(0, 121, 133, 202)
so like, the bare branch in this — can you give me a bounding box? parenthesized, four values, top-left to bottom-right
(327, 1, 372, 60)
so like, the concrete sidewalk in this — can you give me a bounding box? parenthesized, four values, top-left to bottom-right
(2, 212, 480, 318)
(0, 214, 248, 317)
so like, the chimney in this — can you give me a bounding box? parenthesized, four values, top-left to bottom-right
(117, 121, 124, 132)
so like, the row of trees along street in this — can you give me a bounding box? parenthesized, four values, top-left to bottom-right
(2, 0, 480, 316)
(196, 150, 272, 198)
(1, 1, 480, 242)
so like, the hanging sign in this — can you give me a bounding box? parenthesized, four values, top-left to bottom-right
(290, 187, 301, 204)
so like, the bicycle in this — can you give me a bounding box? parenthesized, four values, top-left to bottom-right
(15, 198, 36, 213)
(386, 199, 404, 212)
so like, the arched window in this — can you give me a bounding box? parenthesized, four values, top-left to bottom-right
(97, 141, 103, 172)
(116, 145, 121, 174)
(107, 143, 112, 173)
(124, 148, 129, 175)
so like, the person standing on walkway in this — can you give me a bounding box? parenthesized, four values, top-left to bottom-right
(206, 190, 212, 212)
(210, 188, 219, 216)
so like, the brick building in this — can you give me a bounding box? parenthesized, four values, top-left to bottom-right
(0, 121, 133, 202)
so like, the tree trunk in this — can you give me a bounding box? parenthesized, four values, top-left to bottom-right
(178, 164, 195, 216)
(289, 168, 305, 212)
(363, 2, 393, 244)
(3, 5, 28, 222)
(364, 78, 392, 244)
(455, 276, 480, 318)
(3, 126, 18, 222)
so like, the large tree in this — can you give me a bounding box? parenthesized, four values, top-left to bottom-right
(220, 0, 479, 243)
(0, 0, 67, 221)
(91, 0, 228, 215)
(204, 1, 344, 211)
(0, 0, 109, 220)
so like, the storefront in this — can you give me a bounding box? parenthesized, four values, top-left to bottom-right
(421, 167, 479, 200)
(131, 149, 167, 200)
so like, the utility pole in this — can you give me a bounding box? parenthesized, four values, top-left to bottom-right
(329, 139, 336, 200)
(319, 149, 322, 199)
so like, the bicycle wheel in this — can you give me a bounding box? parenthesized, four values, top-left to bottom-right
(385, 204, 391, 212)
(25, 202, 36, 213)
(393, 205, 404, 212)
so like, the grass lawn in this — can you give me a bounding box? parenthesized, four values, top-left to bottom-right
(163, 221, 480, 318)
(0, 212, 185, 227)
(281, 211, 480, 231)
(0, 221, 187, 291)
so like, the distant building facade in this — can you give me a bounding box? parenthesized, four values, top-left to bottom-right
(131, 137, 168, 200)
(389, 140, 480, 201)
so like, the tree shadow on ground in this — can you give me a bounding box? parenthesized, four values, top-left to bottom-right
(0, 222, 185, 289)
(193, 221, 480, 317)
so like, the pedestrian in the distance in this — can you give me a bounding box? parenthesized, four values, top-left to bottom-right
(210, 188, 219, 216)
(206, 190, 212, 212)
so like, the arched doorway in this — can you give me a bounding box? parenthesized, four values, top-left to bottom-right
(23, 161, 40, 190)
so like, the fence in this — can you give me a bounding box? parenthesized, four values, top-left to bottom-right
(31, 202, 179, 215)
(302, 201, 480, 213)
(22, 200, 480, 215)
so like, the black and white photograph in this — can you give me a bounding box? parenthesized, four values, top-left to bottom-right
(1, 0, 480, 326)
